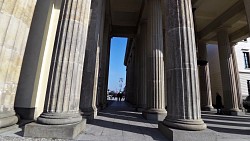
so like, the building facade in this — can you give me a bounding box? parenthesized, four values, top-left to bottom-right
(207, 39, 250, 106)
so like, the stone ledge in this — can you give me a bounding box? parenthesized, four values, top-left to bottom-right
(158, 122, 217, 141)
(24, 119, 86, 139)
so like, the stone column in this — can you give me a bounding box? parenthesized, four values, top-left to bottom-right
(99, 35, 111, 108)
(103, 41, 111, 103)
(217, 28, 240, 115)
(130, 50, 137, 105)
(80, 0, 105, 122)
(135, 38, 141, 110)
(15, 0, 62, 120)
(198, 42, 214, 111)
(126, 50, 135, 104)
(0, 0, 37, 132)
(142, 0, 167, 121)
(125, 64, 131, 102)
(230, 44, 242, 109)
(162, 0, 206, 131)
(24, 0, 91, 139)
(138, 22, 147, 110)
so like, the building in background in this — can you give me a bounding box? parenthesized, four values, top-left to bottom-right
(208, 38, 250, 105)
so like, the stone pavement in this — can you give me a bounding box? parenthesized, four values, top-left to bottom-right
(0, 100, 250, 141)
(202, 111, 250, 141)
(76, 100, 167, 141)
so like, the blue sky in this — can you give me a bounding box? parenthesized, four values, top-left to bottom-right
(108, 37, 127, 92)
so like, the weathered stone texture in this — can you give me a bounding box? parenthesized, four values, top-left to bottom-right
(163, 0, 206, 131)
(98, 19, 110, 109)
(0, 0, 37, 129)
(217, 28, 240, 113)
(35, 0, 91, 125)
(145, 0, 166, 114)
(80, 0, 105, 120)
(198, 42, 213, 111)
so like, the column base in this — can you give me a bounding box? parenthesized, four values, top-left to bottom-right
(99, 101, 108, 110)
(163, 118, 207, 131)
(37, 112, 82, 125)
(81, 108, 97, 123)
(136, 107, 146, 112)
(24, 119, 86, 139)
(14, 107, 35, 120)
(158, 122, 217, 141)
(0, 111, 19, 130)
(201, 106, 214, 111)
(142, 109, 167, 121)
(222, 109, 244, 116)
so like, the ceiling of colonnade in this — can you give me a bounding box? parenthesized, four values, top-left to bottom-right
(193, 0, 248, 43)
(108, 0, 143, 37)
(108, 0, 249, 43)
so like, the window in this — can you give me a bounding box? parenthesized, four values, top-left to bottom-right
(243, 52, 250, 68)
(247, 80, 250, 95)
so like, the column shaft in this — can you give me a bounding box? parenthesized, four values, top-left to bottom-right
(198, 42, 213, 111)
(231, 44, 242, 109)
(0, 0, 37, 130)
(143, 0, 166, 121)
(135, 39, 141, 108)
(99, 18, 110, 108)
(217, 29, 240, 113)
(37, 0, 91, 125)
(131, 51, 136, 105)
(126, 49, 135, 104)
(104, 40, 111, 103)
(138, 23, 148, 109)
(163, 0, 206, 130)
(80, 0, 105, 120)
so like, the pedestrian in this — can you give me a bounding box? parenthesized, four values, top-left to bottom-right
(216, 92, 223, 114)
(117, 92, 119, 101)
(119, 91, 122, 101)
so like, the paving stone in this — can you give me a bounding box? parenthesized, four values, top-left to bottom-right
(1, 100, 250, 141)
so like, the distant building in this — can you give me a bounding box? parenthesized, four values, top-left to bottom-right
(208, 38, 250, 105)
(234, 38, 250, 100)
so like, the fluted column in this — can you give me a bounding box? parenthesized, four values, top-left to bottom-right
(25, 0, 91, 139)
(130, 51, 136, 105)
(198, 42, 214, 111)
(163, 0, 206, 131)
(126, 50, 135, 104)
(217, 28, 240, 114)
(143, 0, 166, 121)
(0, 0, 37, 131)
(80, 0, 105, 121)
(135, 38, 141, 109)
(103, 39, 111, 103)
(231, 44, 242, 109)
(98, 19, 111, 109)
(138, 22, 147, 110)
(125, 61, 132, 102)
(37, 0, 91, 124)
(127, 51, 136, 105)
